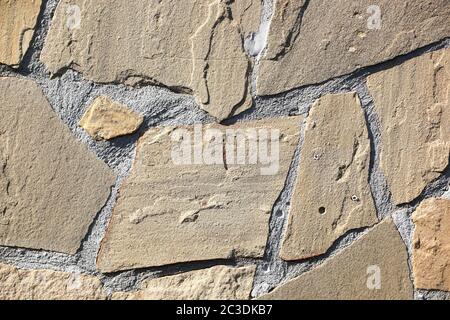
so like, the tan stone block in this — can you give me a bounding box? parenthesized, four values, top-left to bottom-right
(257, 0, 450, 95)
(0, 0, 42, 67)
(40, 0, 261, 121)
(367, 48, 450, 205)
(281, 92, 377, 261)
(79, 96, 143, 140)
(97, 117, 301, 272)
(0, 262, 106, 300)
(112, 265, 255, 300)
(260, 219, 413, 300)
(0, 77, 115, 254)
(412, 198, 450, 292)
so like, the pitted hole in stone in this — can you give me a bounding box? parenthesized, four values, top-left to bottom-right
(313, 154, 320, 161)
(318, 207, 326, 215)
(276, 209, 283, 217)
(351, 195, 360, 202)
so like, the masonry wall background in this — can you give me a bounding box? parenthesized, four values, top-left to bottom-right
(0, 0, 449, 300)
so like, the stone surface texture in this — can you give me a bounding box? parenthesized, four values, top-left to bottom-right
(281, 93, 377, 261)
(367, 48, 450, 205)
(1, 0, 449, 302)
(97, 117, 301, 272)
(0, 0, 42, 67)
(112, 265, 256, 300)
(41, 0, 261, 121)
(0, 262, 106, 300)
(412, 198, 450, 292)
(261, 219, 413, 300)
(79, 96, 143, 140)
(258, 0, 450, 95)
(0, 77, 115, 254)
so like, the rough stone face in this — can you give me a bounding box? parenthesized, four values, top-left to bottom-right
(0, 77, 115, 254)
(261, 219, 413, 300)
(41, 0, 261, 121)
(412, 198, 450, 292)
(281, 93, 377, 261)
(79, 96, 143, 140)
(0, 262, 106, 300)
(257, 0, 450, 95)
(112, 265, 256, 300)
(367, 48, 450, 205)
(0, 0, 42, 67)
(97, 117, 301, 272)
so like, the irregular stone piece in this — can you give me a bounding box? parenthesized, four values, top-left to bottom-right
(0, 0, 42, 67)
(0, 262, 106, 300)
(257, 0, 450, 95)
(0, 77, 115, 254)
(412, 198, 450, 292)
(79, 96, 143, 140)
(367, 48, 450, 205)
(97, 117, 301, 272)
(112, 265, 256, 300)
(281, 93, 377, 261)
(41, 0, 261, 121)
(261, 219, 413, 300)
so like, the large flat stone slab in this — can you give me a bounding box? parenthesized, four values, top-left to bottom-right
(79, 96, 143, 141)
(261, 219, 413, 300)
(367, 48, 450, 205)
(281, 92, 377, 261)
(0, 0, 42, 67)
(41, 0, 261, 121)
(112, 265, 256, 300)
(0, 77, 115, 254)
(257, 0, 450, 95)
(97, 117, 301, 272)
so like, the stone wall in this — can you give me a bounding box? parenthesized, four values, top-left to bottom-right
(0, 0, 449, 300)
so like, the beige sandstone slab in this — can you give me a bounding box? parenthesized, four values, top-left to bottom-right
(261, 219, 413, 300)
(112, 265, 255, 300)
(0, 0, 42, 67)
(41, 0, 261, 121)
(0, 262, 106, 300)
(79, 96, 143, 140)
(412, 198, 450, 292)
(0, 77, 115, 254)
(281, 93, 377, 261)
(257, 0, 450, 95)
(97, 117, 301, 272)
(367, 48, 450, 205)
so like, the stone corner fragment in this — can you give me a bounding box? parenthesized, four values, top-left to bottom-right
(412, 197, 450, 292)
(367, 47, 450, 205)
(40, 0, 261, 121)
(0, 262, 106, 300)
(79, 96, 143, 140)
(97, 116, 302, 272)
(0, 77, 115, 254)
(260, 219, 413, 300)
(281, 92, 377, 261)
